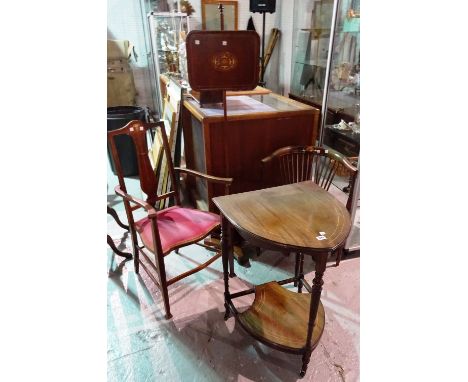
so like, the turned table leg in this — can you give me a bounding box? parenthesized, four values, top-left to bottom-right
(294, 252, 300, 287)
(221, 215, 232, 320)
(301, 254, 327, 377)
(298, 253, 305, 293)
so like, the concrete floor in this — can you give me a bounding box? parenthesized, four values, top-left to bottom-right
(107, 165, 360, 382)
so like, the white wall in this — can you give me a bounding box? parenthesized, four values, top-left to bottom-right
(107, 0, 154, 109)
(277, 0, 294, 95)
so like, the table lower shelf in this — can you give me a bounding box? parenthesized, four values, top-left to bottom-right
(237, 281, 325, 351)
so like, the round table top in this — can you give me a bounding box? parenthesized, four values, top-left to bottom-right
(213, 181, 352, 253)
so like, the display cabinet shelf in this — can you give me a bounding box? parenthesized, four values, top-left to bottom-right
(290, 0, 360, 127)
(324, 125, 360, 156)
(289, 92, 359, 125)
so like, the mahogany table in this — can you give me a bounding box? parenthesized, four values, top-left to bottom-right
(212, 181, 351, 377)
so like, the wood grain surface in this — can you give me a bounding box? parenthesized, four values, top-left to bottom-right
(184, 93, 318, 123)
(238, 281, 325, 350)
(213, 181, 351, 252)
(182, 93, 320, 213)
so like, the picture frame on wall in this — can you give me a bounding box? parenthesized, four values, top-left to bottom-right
(201, 0, 238, 31)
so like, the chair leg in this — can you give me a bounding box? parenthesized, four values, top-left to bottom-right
(133, 250, 139, 273)
(224, 302, 230, 321)
(129, 230, 140, 274)
(335, 247, 343, 266)
(298, 253, 305, 293)
(294, 252, 300, 287)
(228, 225, 236, 278)
(300, 349, 312, 378)
(161, 281, 172, 320)
(154, 254, 172, 319)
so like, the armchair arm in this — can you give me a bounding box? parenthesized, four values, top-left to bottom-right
(174, 167, 233, 195)
(339, 157, 358, 174)
(115, 185, 158, 218)
(174, 167, 233, 185)
(327, 149, 358, 174)
(261, 146, 299, 164)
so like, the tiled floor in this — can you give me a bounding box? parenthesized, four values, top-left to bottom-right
(107, 165, 360, 381)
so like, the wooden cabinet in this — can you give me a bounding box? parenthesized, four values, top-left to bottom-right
(182, 93, 320, 211)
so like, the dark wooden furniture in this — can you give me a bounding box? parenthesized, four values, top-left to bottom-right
(107, 206, 132, 259)
(186, 30, 259, 106)
(108, 120, 233, 319)
(261, 146, 358, 266)
(182, 93, 320, 211)
(261, 146, 358, 212)
(186, 30, 259, 92)
(323, 125, 360, 157)
(213, 181, 351, 377)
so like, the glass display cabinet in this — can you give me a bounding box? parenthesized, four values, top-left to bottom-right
(290, 0, 360, 126)
(289, 0, 360, 252)
(147, 12, 190, 115)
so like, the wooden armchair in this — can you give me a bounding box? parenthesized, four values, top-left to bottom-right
(108, 120, 233, 319)
(261, 146, 358, 271)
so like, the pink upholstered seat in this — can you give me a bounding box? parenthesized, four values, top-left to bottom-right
(135, 206, 220, 255)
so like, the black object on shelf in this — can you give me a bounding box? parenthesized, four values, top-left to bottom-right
(107, 106, 147, 177)
(323, 125, 360, 157)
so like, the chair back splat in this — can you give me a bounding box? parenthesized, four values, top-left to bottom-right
(261, 146, 358, 212)
(108, 120, 180, 207)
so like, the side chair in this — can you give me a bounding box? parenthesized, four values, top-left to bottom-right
(261, 146, 358, 275)
(108, 120, 233, 319)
